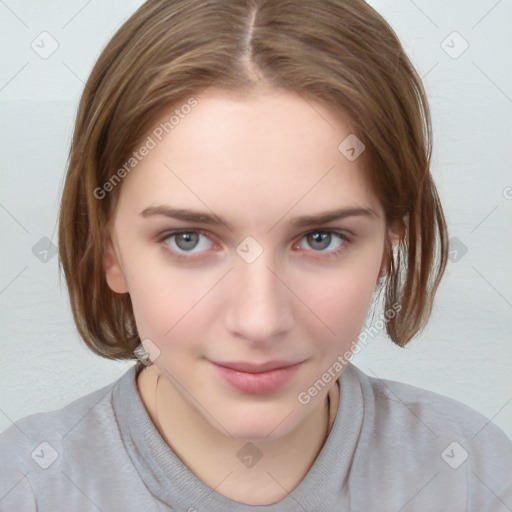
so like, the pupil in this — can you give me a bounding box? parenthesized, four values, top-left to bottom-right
(309, 232, 330, 250)
(176, 232, 198, 250)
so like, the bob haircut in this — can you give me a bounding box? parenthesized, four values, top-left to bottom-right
(58, 0, 448, 360)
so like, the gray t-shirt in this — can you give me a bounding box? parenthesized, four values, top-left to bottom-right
(1, 361, 511, 511)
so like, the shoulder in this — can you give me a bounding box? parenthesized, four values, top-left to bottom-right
(0, 371, 128, 507)
(1, 374, 120, 445)
(346, 363, 512, 511)
(359, 365, 511, 445)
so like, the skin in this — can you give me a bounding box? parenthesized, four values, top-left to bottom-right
(103, 86, 395, 505)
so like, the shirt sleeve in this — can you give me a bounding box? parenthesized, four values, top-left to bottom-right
(465, 421, 512, 512)
(0, 426, 38, 512)
(0, 472, 37, 512)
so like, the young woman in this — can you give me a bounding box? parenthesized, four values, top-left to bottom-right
(1, 0, 511, 510)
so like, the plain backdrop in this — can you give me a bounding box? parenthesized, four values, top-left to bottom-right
(0, 0, 511, 438)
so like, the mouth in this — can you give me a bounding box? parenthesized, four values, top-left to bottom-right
(213, 360, 304, 373)
(210, 360, 305, 394)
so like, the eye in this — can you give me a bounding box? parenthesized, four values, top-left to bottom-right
(161, 230, 213, 256)
(158, 228, 351, 261)
(296, 230, 350, 256)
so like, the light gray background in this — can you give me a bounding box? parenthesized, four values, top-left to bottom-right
(1, 0, 511, 437)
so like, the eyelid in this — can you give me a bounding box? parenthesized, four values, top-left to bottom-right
(157, 227, 353, 259)
(158, 228, 218, 249)
(157, 226, 353, 241)
(296, 227, 354, 240)
(157, 228, 212, 241)
(293, 229, 351, 254)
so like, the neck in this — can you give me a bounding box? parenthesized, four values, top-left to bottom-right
(137, 364, 339, 505)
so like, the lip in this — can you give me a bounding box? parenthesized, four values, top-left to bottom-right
(214, 360, 303, 373)
(211, 360, 304, 394)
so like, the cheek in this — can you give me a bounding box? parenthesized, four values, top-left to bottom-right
(119, 250, 172, 332)
(333, 277, 374, 335)
(125, 259, 215, 351)
(298, 253, 381, 346)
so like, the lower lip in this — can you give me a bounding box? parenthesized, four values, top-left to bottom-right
(212, 362, 303, 394)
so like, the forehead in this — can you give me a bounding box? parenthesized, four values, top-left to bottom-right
(113, 88, 382, 226)
(162, 87, 357, 161)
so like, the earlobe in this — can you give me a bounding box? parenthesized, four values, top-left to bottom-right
(103, 239, 129, 294)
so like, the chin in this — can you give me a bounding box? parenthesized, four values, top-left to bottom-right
(207, 406, 302, 442)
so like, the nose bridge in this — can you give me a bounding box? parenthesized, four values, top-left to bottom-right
(226, 245, 294, 343)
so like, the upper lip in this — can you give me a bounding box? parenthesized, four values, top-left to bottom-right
(212, 360, 303, 373)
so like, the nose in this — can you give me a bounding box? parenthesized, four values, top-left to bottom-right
(224, 251, 295, 346)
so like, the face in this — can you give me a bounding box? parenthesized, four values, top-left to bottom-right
(104, 87, 390, 440)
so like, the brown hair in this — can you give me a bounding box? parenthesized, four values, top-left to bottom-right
(58, 0, 448, 360)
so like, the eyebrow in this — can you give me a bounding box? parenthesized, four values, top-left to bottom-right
(140, 205, 378, 230)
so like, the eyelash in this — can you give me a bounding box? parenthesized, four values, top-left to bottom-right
(157, 229, 352, 261)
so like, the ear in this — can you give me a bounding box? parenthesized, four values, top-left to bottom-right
(377, 219, 404, 282)
(103, 235, 129, 294)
